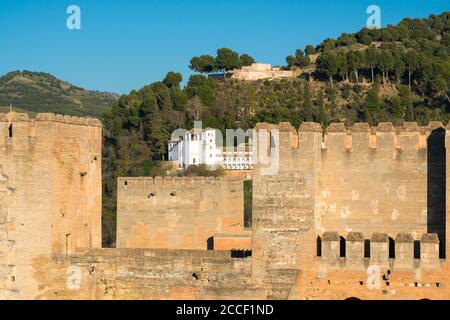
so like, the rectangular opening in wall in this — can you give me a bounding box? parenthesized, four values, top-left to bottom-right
(414, 240, 421, 259)
(340, 237, 346, 257)
(8, 124, 12, 138)
(316, 236, 322, 257)
(231, 250, 252, 258)
(65, 233, 71, 255)
(364, 240, 370, 258)
(243, 180, 252, 228)
(389, 237, 395, 259)
(207, 237, 214, 250)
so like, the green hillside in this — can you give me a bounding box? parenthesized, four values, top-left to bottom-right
(0, 70, 118, 118)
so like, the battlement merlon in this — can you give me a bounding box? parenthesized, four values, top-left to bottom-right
(254, 121, 447, 154)
(118, 176, 243, 188)
(0, 112, 102, 127)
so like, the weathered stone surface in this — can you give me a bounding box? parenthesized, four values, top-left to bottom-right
(116, 176, 245, 250)
(0, 112, 102, 299)
(2, 119, 450, 300)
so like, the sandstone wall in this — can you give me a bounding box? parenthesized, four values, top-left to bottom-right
(318, 122, 436, 239)
(0, 113, 102, 299)
(2, 115, 449, 300)
(31, 247, 450, 300)
(32, 248, 263, 300)
(252, 122, 321, 298)
(251, 121, 449, 299)
(117, 176, 246, 250)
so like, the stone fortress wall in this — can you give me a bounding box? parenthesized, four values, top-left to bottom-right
(2, 111, 450, 300)
(0, 113, 102, 299)
(116, 176, 247, 250)
(252, 121, 450, 299)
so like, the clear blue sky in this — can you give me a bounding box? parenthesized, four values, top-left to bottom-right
(0, 0, 448, 94)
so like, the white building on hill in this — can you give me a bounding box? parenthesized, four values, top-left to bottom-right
(168, 128, 254, 170)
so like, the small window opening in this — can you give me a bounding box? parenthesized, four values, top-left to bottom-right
(340, 237, 346, 257)
(316, 236, 322, 257)
(414, 240, 421, 259)
(364, 240, 371, 258)
(8, 124, 12, 138)
(389, 237, 395, 258)
(207, 237, 214, 250)
(231, 250, 252, 258)
(65, 233, 71, 255)
(243, 180, 252, 228)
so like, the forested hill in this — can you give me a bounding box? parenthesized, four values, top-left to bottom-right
(101, 11, 449, 246)
(0, 71, 118, 118)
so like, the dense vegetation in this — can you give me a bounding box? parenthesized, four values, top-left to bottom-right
(102, 12, 449, 246)
(190, 48, 255, 73)
(0, 71, 117, 117)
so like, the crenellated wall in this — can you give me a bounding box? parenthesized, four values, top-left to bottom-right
(2, 114, 450, 300)
(318, 231, 441, 271)
(252, 120, 449, 299)
(318, 122, 436, 240)
(0, 112, 102, 299)
(117, 176, 246, 250)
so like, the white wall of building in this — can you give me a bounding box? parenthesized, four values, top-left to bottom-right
(168, 140, 183, 163)
(168, 128, 253, 170)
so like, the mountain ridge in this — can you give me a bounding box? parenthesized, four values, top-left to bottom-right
(0, 70, 118, 118)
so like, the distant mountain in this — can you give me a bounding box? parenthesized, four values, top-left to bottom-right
(0, 71, 118, 118)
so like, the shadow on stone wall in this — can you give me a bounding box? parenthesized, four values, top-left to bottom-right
(427, 128, 446, 258)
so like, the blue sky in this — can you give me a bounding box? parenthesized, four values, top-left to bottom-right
(0, 0, 448, 94)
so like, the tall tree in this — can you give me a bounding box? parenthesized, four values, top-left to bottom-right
(163, 71, 182, 88)
(399, 86, 415, 121)
(189, 55, 217, 73)
(404, 50, 419, 90)
(365, 47, 379, 84)
(185, 75, 216, 106)
(378, 50, 395, 84)
(347, 51, 364, 84)
(216, 48, 240, 71)
(239, 53, 255, 67)
(364, 85, 382, 124)
(317, 52, 339, 87)
(392, 50, 406, 85)
(305, 45, 316, 55)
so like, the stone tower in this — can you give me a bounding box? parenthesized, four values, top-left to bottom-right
(0, 113, 102, 299)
